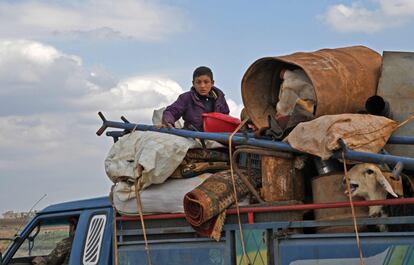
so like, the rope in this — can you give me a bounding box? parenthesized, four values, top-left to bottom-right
(134, 180, 153, 265)
(112, 208, 119, 265)
(342, 151, 365, 265)
(397, 114, 414, 129)
(125, 123, 153, 265)
(229, 117, 252, 265)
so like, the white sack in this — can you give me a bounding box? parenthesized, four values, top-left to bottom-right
(112, 173, 212, 215)
(152, 107, 182, 128)
(105, 131, 201, 188)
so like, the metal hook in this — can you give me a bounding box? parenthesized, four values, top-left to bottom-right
(96, 112, 108, 136)
(338, 138, 348, 152)
(121, 116, 130, 123)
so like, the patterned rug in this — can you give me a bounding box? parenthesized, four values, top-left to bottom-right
(170, 148, 230, 179)
(183, 169, 249, 241)
(185, 148, 229, 162)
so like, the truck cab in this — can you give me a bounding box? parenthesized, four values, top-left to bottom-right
(1, 197, 113, 265)
(2, 196, 414, 265)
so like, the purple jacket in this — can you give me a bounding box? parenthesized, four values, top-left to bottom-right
(162, 86, 230, 131)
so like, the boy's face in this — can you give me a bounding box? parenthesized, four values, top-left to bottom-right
(193, 75, 214, 96)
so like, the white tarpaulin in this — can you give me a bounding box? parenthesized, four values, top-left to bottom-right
(105, 131, 201, 188)
(112, 173, 212, 214)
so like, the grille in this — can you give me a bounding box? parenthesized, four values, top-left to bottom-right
(83, 214, 106, 265)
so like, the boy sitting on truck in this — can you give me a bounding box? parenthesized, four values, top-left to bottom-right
(162, 66, 230, 131)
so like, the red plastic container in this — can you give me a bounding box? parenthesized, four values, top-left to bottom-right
(202, 112, 241, 133)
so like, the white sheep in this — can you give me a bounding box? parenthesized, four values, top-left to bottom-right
(344, 163, 414, 232)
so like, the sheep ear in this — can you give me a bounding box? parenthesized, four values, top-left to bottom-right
(376, 173, 398, 198)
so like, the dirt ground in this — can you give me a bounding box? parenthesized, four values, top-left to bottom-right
(0, 217, 28, 253)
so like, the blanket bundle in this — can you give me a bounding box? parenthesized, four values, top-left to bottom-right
(183, 170, 250, 241)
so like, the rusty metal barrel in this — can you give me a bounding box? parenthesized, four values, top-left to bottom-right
(261, 156, 304, 202)
(312, 173, 369, 233)
(241, 46, 382, 128)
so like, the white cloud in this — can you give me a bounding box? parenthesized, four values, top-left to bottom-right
(0, 0, 188, 41)
(227, 99, 244, 119)
(0, 39, 101, 115)
(0, 39, 185, 212)
(0, 38, 185, 147)
(0, 39, 244, 212)
(323, 4, 385, 33)
(379, 0, 414, 16)
(76, 77, 185, 124)
(79, 77, 183, 111)
(0, 39, 185, 120)
(321, 0, 414, 33)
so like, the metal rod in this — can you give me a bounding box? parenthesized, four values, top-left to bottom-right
(387, 136, 414, 145)
(99, 113, 414, 144)
(97, 113, 298, 151)
(116, 197, 414, 221)
(97, 112, 414, 170)
(235, 146, 293, 159)
(332, 149, 414, 170)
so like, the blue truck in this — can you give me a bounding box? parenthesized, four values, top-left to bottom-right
(3, 116, 414, 265)
(1, 195, 414, 265)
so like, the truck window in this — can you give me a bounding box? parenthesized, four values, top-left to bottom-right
(14, 223, 69, 258)
(10, 216, 78, 265)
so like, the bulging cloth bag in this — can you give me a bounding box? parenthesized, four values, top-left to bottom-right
(105, 131, 200, 188)
(285, 114, 398, 160)
(112, 173, 212, 215)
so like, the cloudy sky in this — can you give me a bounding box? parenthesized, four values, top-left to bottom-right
(1, 0, 414, 214)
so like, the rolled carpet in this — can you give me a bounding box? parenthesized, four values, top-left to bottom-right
(183, 169, 250, 241)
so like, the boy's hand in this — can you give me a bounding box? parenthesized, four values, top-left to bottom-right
(165, 123, 174, 128)
(156, 123, 174, 129)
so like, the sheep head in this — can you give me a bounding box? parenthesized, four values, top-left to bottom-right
(343, 163, 398, 201)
